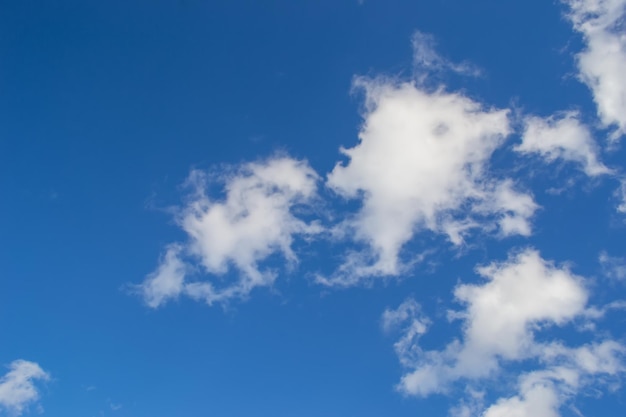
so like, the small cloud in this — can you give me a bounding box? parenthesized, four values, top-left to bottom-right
(134, 156, 321, 308)
(616, 179, 626, 213)
(0, 360, 50, 416)
(599, 251, 626, 281)
(517, 111, 613, 177)
(411, 31, 482, 80)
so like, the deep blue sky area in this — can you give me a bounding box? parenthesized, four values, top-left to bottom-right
(1, 1, 626, 416)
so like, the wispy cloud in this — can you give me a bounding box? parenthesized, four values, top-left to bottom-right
(411, 31, 482, 79)
(617, 178, 626, 213)
(600, 251, 626, 281)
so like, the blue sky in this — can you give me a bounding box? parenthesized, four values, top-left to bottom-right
(2, 0, 626, 416)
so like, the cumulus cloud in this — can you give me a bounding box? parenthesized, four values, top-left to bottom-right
(482, 375, 562, 417)
(323, 79, 537, 285)
(136, 157, 320, 308)
(564, 0, 626, 141)
(0, 360, 49, 416)
(385, 249, 624, 414)
(395, 249, 589, 396)
(517, 112, 612, 176)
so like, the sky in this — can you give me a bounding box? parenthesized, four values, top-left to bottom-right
(1, 0, 626, 416)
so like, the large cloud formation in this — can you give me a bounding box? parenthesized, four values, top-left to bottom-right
(0, 360, 49, 416)
(135, 10, 625, 417)
(384, 249, 624, 416)
(321, 53, 537, 286)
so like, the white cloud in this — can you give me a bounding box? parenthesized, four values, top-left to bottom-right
(137, 157, 321, 308)
(385, 249, 624, 415)
(517, 112, 612, 176)
(0, 360, 49, 416)
(483, 376, 561, 417)
(138, 244, 187, 308)
(564, 0, 626, 141)
(411, 31, 481, 78)
(395, 249, 588, 396)
(599, 251, 626, 280)
(617, 179, 626, 213)
(484, 340, 624, 417)
(477, 180, 539, 238)
(382, 297, 424, 332)
(541, 340, 625, 375)
(382, 298, 430, 368)
(452, 250, 588, 365)
(323, 78, 537, 285)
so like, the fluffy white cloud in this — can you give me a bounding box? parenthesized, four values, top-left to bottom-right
(395, 249, 588, 396)
(385, 249, 624, 415)
(137, 157, 320, 308)
(453, 249, 587, 366)
(517, 112, 612, 176)
(483, 376, 561, 417)
(0, 360, 49, 416)
(323, 78, 537, 286)
(564, 0, 626, 140)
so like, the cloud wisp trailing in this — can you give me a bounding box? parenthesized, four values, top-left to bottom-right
(599, 251, 626, 281)
(384, 249, 624, 416)
(617, 179, 626, 213)
(0, 360, 49, 416)
(411, 31, 482, 79)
